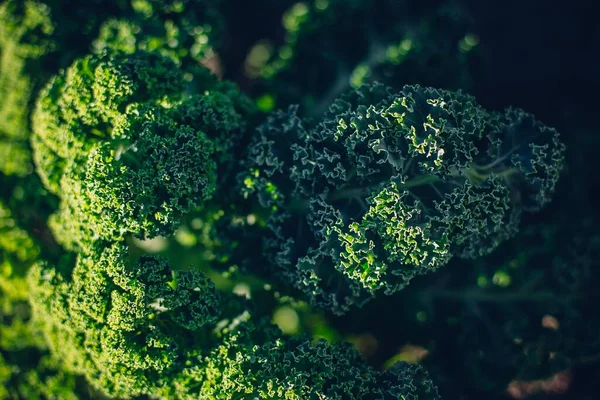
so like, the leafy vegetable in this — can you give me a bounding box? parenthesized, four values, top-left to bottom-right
(241, 83, 564, 313)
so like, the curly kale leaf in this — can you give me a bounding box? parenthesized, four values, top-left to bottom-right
(179, 332, 440, 400)
(28, 241, 441, 399)
(31, 51, 249, 249)
(28, 242, 223, 397)
(242, 83, 565, 313)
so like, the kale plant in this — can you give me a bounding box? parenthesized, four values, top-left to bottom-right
(241, 83, 564, 313)
(1, 0, 596, 399)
